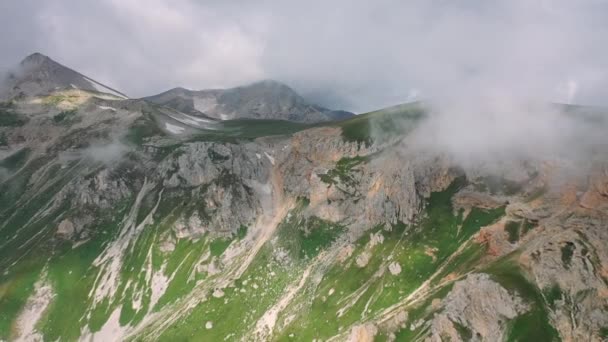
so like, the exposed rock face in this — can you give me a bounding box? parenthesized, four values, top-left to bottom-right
(66, 168, 135, 209)
(429, 273, 528, 342)
(518, 216, 608, 341)
(56, 219, 75, 238)
(277, 128, 457, 236)
(388, 262, 402, 275)
(154, 141, 274, 236)
(145, 80, 354, 123)
(348, 323, 378, 342)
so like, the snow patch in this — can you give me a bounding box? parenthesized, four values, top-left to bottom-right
(82, 308, 128, 341)
(192, 96, 218, 114)
(165, 122, 185, 134)
(149, 266, 170, 308)
(264, 152, 275, 165)
(168, 112, 216, 129)
(89, 180, 158, 306)
(252, 265, 313, 339)
(98, 105, 116, 112)
(14, 273, 54, 342)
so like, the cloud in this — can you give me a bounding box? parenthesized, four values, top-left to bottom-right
(58, 140, 129, 165)
(0, 0, 607, 113)
(83, 141, 129, 164)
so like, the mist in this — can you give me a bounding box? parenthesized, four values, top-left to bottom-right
(83, 141, 129, 164)
(1, 1, 607, 112)
(2, 0, 608, 167)
(59, 140, 129, 166)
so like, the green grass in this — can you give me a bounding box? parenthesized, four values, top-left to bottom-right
(431, 241, 486, 285)
(298, 217, 345, 259)
(543, 284, 563, 308)
(0, 190, 131, 341)
(318, 156, 367, 189)
(52, 110, 78, 124)
(41, 219, 127, 340)
(177, 101, 424, 144)
(236, 225, 248, 240)
(154, 235, 208, 310)
(0, 148, 30, 172)
(0, 262, 42, 339)
(483, 258, 559, 342)
(209, 238, 233, 257)
(276, 177, 505, 340)
(156, 243, 299, 341)
(0, 133, 8, 147)
(521, 219, 536, 235)
(335, 103, 424, 145)
(454, 321, 473, 340)
(275, 199, 345, 260)
(125, 112, 165, 145)
(187, 118, 311, 143)
(505, 221, 521, 244)
(43, 94, 77, 106)
(0, 109, 28, 127)
(561, 242, 575, 269)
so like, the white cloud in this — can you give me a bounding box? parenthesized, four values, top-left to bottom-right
(0, 0, 607, 112)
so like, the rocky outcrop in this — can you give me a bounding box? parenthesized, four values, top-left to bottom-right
(276, 127, 456, 237)
(429, 273, 528, 342)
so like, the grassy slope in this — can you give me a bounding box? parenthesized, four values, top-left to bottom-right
(148, 101, 425, 144)
(0, 101, 569, 341)
(274, 177, 506, 341)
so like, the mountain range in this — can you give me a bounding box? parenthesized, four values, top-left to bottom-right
(1, 53, 353, 123)
(0, 53, 607, 342)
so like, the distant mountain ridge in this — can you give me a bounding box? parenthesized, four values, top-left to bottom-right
(1, 53, 353, 123)
(0, 53, 128, 100)
(146, 80, 355, 123)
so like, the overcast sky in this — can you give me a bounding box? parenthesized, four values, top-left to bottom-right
(1, 0, 608, 112)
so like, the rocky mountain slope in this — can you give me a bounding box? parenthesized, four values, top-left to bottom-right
(145, 80, 355, 123)
(0, 54, 607, 342)
(0, 53, 128, 101)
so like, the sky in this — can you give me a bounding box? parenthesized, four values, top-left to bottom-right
(1, 0, 608, 112)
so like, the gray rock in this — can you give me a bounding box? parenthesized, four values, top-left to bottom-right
(429, 273, 528, 342)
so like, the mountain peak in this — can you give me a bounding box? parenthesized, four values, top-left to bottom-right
(0, 53, 128, 100)
(249, 79, 289, 87)
(146, 79, 354, 123)
(21, 52, 52, 65)
(242, 79, 296, 93)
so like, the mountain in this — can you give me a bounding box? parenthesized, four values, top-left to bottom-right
(1, 53, 608, 342)
(0, 52, 128, 100)
(146, 80, 355, 123)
